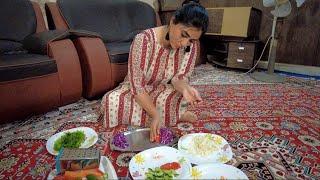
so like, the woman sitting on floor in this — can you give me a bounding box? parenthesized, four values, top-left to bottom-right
(101, 0, 209, 141)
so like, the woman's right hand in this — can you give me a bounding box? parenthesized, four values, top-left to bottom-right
(182, 85, 202, 106)
(150, 116, 160, 142)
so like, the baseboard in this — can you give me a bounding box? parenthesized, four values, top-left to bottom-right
(257, 61, 320, 77)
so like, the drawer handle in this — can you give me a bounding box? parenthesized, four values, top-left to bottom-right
(237, 59, 243, 63)
(238, 46, 245, 50)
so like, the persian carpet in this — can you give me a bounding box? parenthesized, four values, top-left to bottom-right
(0, 64, 319, 179)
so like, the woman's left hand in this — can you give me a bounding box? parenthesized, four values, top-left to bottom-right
(182, 86, 203, 106)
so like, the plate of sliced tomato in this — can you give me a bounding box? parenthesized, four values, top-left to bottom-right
(129, 146, 191, 179)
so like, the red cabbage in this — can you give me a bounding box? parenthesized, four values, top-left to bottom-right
(160, 128, 175, 144)
(112, 133, 129, 149)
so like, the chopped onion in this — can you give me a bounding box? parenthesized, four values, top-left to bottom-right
(112, 133, 129, 149)
(160, 128, 175, 145)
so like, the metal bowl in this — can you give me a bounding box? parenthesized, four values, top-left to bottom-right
(110, 128, 178, 152)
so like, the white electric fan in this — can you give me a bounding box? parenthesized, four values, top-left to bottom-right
(251, 0, 306, 82)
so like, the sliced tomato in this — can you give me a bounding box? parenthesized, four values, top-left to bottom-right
(160, 162, 181, 170)
(53, 175, 65, 180)
(155, 135, 160, 143)
(169, 162, 181, 170)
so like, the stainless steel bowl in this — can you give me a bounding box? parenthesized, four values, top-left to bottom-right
(110, 128, 178, 152)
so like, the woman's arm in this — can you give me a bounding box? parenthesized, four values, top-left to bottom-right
(134, 92, 160, 141)
(171, 79, 189, 94)
(127, 32, 160, 141)
(171, 42, 202, 105)
(172, 79, 202, 106)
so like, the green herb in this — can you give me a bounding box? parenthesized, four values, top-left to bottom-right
(178, 157, 186, 164)
(53, 130, 86, 151)
(103, 173, 108, 180)
(86, 174, 97, 180)
(145, 167, 179, 180)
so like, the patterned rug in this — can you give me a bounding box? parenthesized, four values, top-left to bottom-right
(0, 64, 319, 179)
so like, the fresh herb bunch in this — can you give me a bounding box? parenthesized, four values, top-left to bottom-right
(145, 167, 179, 180)
(54, 130, 86, 151)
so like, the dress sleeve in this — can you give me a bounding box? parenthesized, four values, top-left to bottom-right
(128, 33, 151, 95)
(172, 41, 199, 82)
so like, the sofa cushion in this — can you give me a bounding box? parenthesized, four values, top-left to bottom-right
(57, 0, 156, 43)
(0, 40, 26, 55)
(0, 0, 36, 54)
(105, 42, 131, 63)
(0, 54, 57, 82)
(0, 0, 36, 42)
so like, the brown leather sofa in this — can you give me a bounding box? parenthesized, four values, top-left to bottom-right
(45, 0, 161, 99)
(0, 0, 83, 123)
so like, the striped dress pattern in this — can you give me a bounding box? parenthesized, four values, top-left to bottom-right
(101, 28, 198, 128)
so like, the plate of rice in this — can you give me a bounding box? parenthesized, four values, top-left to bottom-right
(178, 133, 233, 165)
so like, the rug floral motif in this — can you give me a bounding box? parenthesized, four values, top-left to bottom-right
(0, 65, 319, 179)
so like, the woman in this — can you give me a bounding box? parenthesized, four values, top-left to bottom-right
(101, 0, 208, 141)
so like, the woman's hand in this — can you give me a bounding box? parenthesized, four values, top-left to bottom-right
(133, 92, 161, 142)
(150, 115, 161, 142)
(182, 86, 202, 106)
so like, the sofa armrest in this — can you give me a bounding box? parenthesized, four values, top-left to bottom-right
(73, 37, 114, 98)
(23, 30, 70, 55)
(69, 29, 101, 38)
(45, 2, 69, 30)
(47, 39, 83, 104)
(23, 29, 101, 55)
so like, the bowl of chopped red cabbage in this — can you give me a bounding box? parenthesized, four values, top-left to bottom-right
(159, 128, 175, 145)
(112, 132, 129, 149)
(110, 128, 178, 152)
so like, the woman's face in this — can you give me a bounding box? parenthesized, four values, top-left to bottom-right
(169, 20, 202, 49)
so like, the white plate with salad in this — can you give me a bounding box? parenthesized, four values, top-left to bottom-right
(47, 156, 118, 180)
(46, 127, 98, 155)
(178, 133, 233, 165)
(186, 163, 248, 179)
(129, 146, 191, 179)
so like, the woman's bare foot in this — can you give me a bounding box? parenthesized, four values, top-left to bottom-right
(180, 111, 197, 122)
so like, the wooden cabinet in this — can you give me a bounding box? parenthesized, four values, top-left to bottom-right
(205, 7, 262, 39)
(207, 40, 261, 70)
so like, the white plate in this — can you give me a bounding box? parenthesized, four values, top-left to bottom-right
(47, 156, 118, 180)
(185, 163, 248, 179)
(178, 133, 233, 165)
(129, 146, 191, 179)
(46, 127, 98, 155)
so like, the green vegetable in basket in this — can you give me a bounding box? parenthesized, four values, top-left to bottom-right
(145, 167, 179, 180)
(53, 130, 86, 151)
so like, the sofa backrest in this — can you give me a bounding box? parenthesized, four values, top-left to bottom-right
(57, 0, 157, 43)
(0, 0, 37, 54)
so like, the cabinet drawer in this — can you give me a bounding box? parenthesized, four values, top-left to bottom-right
(227, 56, 253, 69)
(227, 42, 256, 69)
(228, 42, 255, 57)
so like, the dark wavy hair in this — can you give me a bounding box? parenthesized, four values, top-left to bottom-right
(172, 0, 209, 33)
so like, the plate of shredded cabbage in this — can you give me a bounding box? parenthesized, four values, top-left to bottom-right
(46, 127, 98, 155)
(178, 133, 233, 165)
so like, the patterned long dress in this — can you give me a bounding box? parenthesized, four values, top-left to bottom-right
(101, 28, 198, 128)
